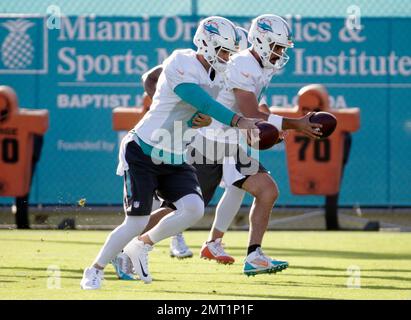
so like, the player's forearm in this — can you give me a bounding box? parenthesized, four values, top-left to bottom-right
(258, 104, 271, 114)
(174, 83, 236, 126)
(144, 78, 157, 98)
(282, 118, 301, 130)
(240, 109, 268, 120)
(142, 66, 163, 98)
(240, 107, 284, 131)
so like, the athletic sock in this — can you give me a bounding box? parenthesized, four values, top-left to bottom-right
(247, 244, 261, 256)
(213, 185, 245, 232)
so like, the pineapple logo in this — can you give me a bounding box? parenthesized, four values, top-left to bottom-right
(1, 19, 35, 69)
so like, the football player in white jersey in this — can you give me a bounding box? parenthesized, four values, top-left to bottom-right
(111, 16, 322, 281)
(198, 14, 323, 275)
(110, 65, 200, 281)
(113, 16, 326, 275)
(80, 16, 260, 289)
(110, 25, 254, 280)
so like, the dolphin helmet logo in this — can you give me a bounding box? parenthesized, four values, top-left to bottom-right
(257, 19, 273, 33)
(203, 21, 220, 36)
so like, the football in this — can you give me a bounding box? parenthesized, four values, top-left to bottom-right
(248, 121, 280, 150)
(309, 111, 337, 138)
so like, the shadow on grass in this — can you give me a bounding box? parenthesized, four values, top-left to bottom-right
(1, 274, 85, 281)
(2, 238, 410, 261)
(281, 274, 411, 291)
(2, 266, 408, 294)
(0, 266, 120, 281)
(217, 246, 411, 261)
(0, 238, 103, 246)
(0, 273, 119, 282)
(288, 272, 411, 283)
(291, 265, 411, 280)
(291, 265, 411, 273)
(0, 266, 85, 274)
(361, 269, 411, 273)
(174, 276, 411, 292)
(0, 266, 190, 284)
(153, 270, 411, 291)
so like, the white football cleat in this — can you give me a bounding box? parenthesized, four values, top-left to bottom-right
(80, 267, 104, 290)
(123, 239, 153, 284)
(170, 233, 193, 259)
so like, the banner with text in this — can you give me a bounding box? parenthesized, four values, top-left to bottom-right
(0, 15, 410, 206)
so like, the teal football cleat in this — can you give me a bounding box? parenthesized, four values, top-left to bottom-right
(111, 252, 135, 281)
(243, 247, 288, 276)
(271, 259, 289, 272)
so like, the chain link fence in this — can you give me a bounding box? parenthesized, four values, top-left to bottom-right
(3, 0, 411, 17)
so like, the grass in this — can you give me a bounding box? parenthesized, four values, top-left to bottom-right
(0, 230, 410, 300)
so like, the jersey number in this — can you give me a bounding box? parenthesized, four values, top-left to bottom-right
(1, 138, 19, 163)
(295, 136, 330, 162)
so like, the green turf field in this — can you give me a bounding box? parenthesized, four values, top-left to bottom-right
(0, 230, 410, 300)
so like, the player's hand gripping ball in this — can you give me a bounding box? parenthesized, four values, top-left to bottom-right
(248, 121, 280, 150)
(309, 112, 337, 138)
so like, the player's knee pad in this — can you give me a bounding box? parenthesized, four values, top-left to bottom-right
(120, 215, 150, 234)
(174, 193, 204, 223)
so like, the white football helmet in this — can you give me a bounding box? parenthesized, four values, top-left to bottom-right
(236, 26, 249, 51)
(193, 16, 240, 72)
(248, 14, 294, 69)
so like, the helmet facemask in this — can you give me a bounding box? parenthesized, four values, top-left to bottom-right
(255, 38, 291, 70)
(210, 46, 237, 72)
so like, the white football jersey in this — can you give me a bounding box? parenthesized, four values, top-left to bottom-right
(199, 49, 276, 144)
(134, 49, 225, 155)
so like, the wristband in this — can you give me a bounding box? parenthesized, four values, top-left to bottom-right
(268, 114, 283, 131)
(233, 116, 243, 127)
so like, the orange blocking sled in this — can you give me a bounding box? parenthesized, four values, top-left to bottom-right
(112, 94, 151, 131)
(0, 86, 48, 197)
(270, 84, 360, 195)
